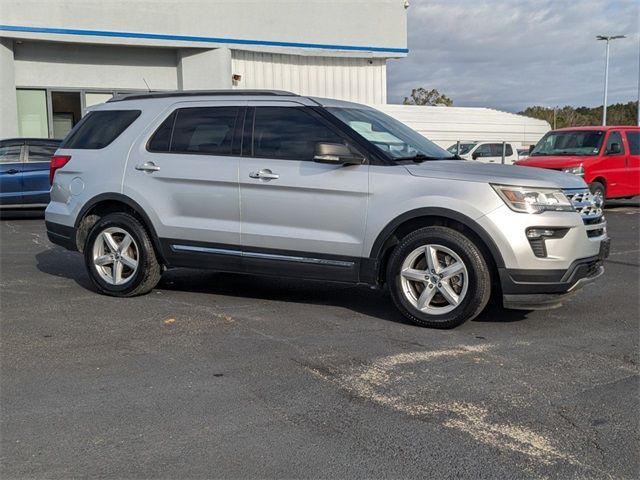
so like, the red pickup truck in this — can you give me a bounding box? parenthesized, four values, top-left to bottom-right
(515, 126, 639, 204)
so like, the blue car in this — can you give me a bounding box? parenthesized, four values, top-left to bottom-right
(0, 138, 61, 209)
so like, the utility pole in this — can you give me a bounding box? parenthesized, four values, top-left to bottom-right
(637, 34, 640, 126)
(596, 35, 625, 126)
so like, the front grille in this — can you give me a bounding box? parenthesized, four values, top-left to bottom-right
(564, 189, 603, 220)
(563, 188, 606, 238)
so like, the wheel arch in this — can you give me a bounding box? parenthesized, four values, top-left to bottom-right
(74, 193, 165, 263)
(368, 208, 505, 285)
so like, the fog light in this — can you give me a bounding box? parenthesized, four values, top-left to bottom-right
(526, 228, 555, 239)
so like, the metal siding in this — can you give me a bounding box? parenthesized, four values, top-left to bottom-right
(232, 50, 386, 104)
(373, 105, 550, 148)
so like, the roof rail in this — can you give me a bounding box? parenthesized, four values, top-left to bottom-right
(107, 89, 297, 102)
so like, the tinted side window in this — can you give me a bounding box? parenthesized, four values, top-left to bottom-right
(626, 131, 639, 155)
(170, 107, 238, 155)
(0, 145, 21, 164)
(488, 144, 514, 156)
(27, 144, 59, 163)
(606, 131, 624, 155)
(148, 111, 176, 152)
(253, 107, 345, 161)
(61, 110, 141, 149)
(475, 144, 492, 156)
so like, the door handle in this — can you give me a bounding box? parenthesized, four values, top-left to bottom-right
(135, 162, 160, 173)
(5, 169, 20, 175)
(249, 169, 279, 180)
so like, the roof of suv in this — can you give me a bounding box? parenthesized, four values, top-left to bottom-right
(108, 90, 298, 103)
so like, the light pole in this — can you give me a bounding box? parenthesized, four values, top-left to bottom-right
(596, 35, 626, 126)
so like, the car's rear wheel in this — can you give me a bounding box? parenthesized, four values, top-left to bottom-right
(84, 212, 161, 297)
(387, 226, 491, 329)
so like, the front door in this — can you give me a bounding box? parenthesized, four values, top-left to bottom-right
(624, 130, 640, 196)
(124, 101, 244, 265)
(239, 103, 369, 281)
(601, 131, 628, 197)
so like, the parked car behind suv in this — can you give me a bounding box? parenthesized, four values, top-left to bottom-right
(0, 138, 61, 208)
(515, 126, 640, 205)
(446, 141, 519, 164)
(46, 91, 609, 328)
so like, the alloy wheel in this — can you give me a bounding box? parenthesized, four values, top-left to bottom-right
(91, 227, 139, 286)
(399, 244, 469, 315)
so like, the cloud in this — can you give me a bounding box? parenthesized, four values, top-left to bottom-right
(387, 0, 640, 112)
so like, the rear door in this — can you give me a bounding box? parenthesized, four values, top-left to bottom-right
(22, 142, 59, 206)
(125, 101, 244, 265)
(0, 142, 25, 207)
(238, 103, 369, 281)
(624, 130, 640, 196)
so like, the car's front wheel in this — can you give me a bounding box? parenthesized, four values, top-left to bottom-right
(589, 181, 606, 208)
(84, 212, 161, 297)
(387, 226, 492, 328)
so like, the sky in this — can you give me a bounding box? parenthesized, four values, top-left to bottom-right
(386, 0, 640, 112)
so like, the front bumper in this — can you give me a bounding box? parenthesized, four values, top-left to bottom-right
(500, 238, 610, 310)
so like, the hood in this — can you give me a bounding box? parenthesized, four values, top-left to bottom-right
(405, 160, 586, 190)
(515, 155, 587, 169)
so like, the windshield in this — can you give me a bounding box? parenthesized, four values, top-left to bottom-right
(531, 130, 604, 157)
(447, 143, 475, 155)
(326, 107, 455, 161)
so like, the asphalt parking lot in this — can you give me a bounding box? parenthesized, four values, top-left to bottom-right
(1, 201, 638, 479)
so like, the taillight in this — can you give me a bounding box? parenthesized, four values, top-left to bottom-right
(49, 155, 71, 185)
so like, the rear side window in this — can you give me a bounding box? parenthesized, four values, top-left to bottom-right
(27, 144, 59, 162)
(148, 107, 239, 155)
(626, 131, 639, 155)
(61, 110, 140, 149)
(253, 107, 345, 161)
(489, 144, 513, 156)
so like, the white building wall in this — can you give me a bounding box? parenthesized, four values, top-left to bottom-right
(13, 41, 178, 91)
(1, 0, 407, 57)
(232, 51, 387, 104)
(375, 105, 551, 148)
(0, 38, 18, 138)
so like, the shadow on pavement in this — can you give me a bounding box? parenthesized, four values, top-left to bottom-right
(34, 246, 533, 327)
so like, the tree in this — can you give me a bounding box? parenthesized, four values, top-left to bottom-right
(403, 88, 453, 106)
(519, 102, 637, 128)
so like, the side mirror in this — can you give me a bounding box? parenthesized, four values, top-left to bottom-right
(472, 151, 480, 160)
(607, 142, 622, 155)
(529, 145, 535, 153)
(313, 143, 364, 165)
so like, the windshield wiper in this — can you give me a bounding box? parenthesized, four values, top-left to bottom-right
(394, 153, 456, 162)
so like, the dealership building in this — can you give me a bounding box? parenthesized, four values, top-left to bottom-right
(0, 0, 408, 140)
(0, 1, 549, 146)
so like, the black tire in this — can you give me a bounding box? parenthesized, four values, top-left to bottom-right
(589, 181, 606, 208)
(386, 226, 492, 329)
(84, 212, 161, 297)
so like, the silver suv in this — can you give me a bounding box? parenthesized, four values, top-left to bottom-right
(45, 90, 609, 328)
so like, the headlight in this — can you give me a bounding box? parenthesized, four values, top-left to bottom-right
(492, 184, 575, 214)
(562, 165, 584, 176)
